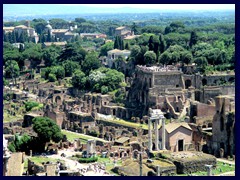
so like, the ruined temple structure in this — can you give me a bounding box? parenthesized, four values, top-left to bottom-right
(127, 65, 235, 119)
(159, 122, 193, 152)
(210, 95, 235, 157)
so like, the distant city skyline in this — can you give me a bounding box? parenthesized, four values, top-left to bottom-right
(3, 4, 235, 17)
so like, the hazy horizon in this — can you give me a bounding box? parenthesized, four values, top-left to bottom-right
(3, 4, 235, 17)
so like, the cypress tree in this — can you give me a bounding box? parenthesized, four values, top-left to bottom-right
(8, 33, 12, 43)
(148, 36, 154, 51)
(189, 31, 198, 48)
(114, 36, 120, 49)
(159, 34, 166, 53)
(12, 31, 16, 43)
(19, 43, 25, 52)
(125, 42, 130, 50)
(3, 32, 9, 42)
(42, 34, 46, 43)
(120, 39, 124, 50)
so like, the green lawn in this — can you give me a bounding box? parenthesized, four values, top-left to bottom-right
(61, 130, 88, 144)
(98, 117, 149, 130)
(61, 130, 108, 143)
(192, 161, 235, 176)
(176, 161, 235, 176)
(3, 110, 23, 123)
(27, 156, 64, 166)
(96, 156, 121, 175)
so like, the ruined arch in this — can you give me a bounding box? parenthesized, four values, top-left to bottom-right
(202, 78, 207, 86)
(185, 79, 192, 89)
(113, 109, 116, 116)
(147, 171, 155, 176)
(132, 150, 139, 159)
(228, 77, 235, 83)
(114, 152, 119, 157)
(55, 96, 62, 105)
(208, 123, 212, 128)
(110, 152, 114, 157)
(120, 151, 128, 158)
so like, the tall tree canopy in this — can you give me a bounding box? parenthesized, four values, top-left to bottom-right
(32, 117, 63, 151)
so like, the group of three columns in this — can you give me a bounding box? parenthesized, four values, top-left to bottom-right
(148, 117, 166, 152)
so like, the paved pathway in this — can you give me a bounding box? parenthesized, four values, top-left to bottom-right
(47, 149, 111, 176)
(217, 158, 235, 165)
(216, 171, 235, 176)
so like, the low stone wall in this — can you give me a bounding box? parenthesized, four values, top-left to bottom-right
(6, 152, 25, 176)
(161, 151, 216, 174)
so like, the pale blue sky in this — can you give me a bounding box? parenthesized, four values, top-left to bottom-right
(3, 4, 235, 17)
(60, 4, 235, 10)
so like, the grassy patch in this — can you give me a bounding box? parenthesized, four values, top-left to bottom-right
(61, 131, 87, 143)
(98, 117, 148, 130)
(176, 161, 235, 176)
(61, 130, 108, 143)
(28, 156, 63, 166)
(3, 110, 23, 123)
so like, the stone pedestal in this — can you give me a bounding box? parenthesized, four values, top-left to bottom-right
(205, 165, 213, 176)
(162, 118, 166, 150)
(157, 165, 161, 176)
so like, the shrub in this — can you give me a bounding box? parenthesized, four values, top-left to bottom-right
(48, 73, 57, 82)
(8, 142, 16, 152)
(101, 86, 108, 94)
(78, 156, 98, 163)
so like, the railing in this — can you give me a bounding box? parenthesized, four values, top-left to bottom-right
(136, 65, 179, 73)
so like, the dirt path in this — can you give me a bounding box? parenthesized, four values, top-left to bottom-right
(47, 149, 111, 176)
(217, 158, 235, 165)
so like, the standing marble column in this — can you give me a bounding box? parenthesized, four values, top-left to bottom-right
(162, 118, 166, 150)
(148, 120, 152, 152)
(155, 120, 159, 151)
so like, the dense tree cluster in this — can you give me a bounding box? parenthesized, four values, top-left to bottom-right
(72, 67, 125, 94)
(3, 13, 235, 88)
(32, 117, 63, 151)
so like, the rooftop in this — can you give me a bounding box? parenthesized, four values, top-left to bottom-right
(136, 65, 180, 73)
(164, 122, 192, 133)
(124, 35, 140, 40)
(15, 25, 28, 29)
(107, 49, 131, 54)
(115, 137, 130, 144)
(52, 29, 68, 33)
(3, 27, 15, 30)
(43, 42, 67, 46)
(116, 26, 127, 30)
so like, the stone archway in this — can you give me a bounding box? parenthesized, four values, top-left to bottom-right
(132, 150, 139, 159)
(185, 79, 192, 89)
(229, 77, 235, 83)
(147, 171, 155, 176)
(110, 152, 114, 157)
(113, 109, 116, 116)
(55, 96, 62, 106)
(114, 152, 119, 158)
(202, 78, 207, 86)
(120, 151, 127, 158)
